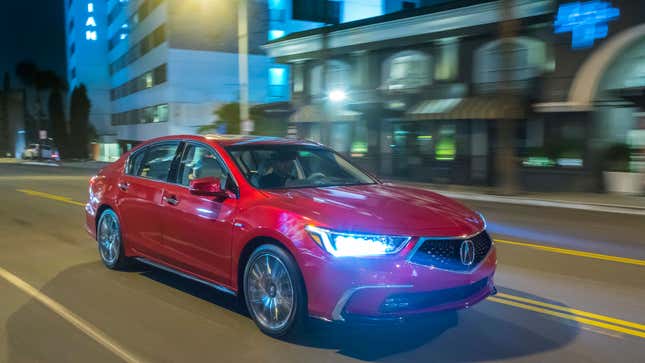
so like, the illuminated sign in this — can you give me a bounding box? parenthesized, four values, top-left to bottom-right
(554, 1, 619, 49)
(85, 2, 97, 41)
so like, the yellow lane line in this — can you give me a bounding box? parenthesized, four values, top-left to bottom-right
(495, 238, 645, 267)
(489, 296, 645, 339)
(0, 266, 144, 363)
(16, 188, 645, 268)
(16, 189, 86, 207)
(496, 293, 645, 332)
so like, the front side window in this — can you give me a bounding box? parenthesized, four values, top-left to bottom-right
(176, 144, 228, 189)
(136, 142, 179, 181)
(228, 146, 376, 189)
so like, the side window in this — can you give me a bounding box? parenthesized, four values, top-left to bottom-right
(177, 144, 227, 188)
(138, 142, 179, 181)
(126, 149, 146, 175)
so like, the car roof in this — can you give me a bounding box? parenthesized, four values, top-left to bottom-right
(145, 134, 323, 148)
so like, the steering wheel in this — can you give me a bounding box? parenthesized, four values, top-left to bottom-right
(307, 172, 326, 184)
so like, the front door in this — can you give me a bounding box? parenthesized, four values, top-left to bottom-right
(116, 141, 180, 259)
(160, 142, 237, 286)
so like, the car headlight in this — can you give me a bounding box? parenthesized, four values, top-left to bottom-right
(306, 225, 411, 257)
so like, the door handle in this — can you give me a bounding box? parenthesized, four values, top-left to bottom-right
(118, 182, 130, 191)
(163, 195, 179, 206)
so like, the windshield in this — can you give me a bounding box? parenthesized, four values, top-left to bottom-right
(227, 145, 377, 189)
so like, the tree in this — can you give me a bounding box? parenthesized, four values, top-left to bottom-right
(0, 72, 9, 156)
(15, 61, 39, 141)
(69, 85, 91, 159)
(15, 61, 38, 87)
(48, 74, 68, 158)
(198, 102, 263, 135)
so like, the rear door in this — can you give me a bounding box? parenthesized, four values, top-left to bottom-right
(159, 142, 238, 286)
(116, 141, 180, 260)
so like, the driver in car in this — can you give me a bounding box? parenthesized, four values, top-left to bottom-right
(260, 151, 296, 188)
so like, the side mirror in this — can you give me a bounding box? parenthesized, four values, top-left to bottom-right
(189, 177, 235, 199)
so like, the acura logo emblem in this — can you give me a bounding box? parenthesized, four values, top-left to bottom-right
(460, 240, 476, 266)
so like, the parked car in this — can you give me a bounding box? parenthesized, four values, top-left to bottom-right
(85, 135, 496, 337)
(21, 142, 60, 161)
(22, 143, 41, 160)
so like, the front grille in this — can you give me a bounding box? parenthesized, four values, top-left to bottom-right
(380, 278, 489, 313)
(409, 231, 492, 272)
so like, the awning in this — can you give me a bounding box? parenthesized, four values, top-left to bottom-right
(290, 104, 362, 123)
(407, 96, 526, 120)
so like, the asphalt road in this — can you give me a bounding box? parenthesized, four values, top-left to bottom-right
(0, 163, 643, 363)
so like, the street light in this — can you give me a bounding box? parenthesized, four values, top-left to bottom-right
(328, 89, 347, 102)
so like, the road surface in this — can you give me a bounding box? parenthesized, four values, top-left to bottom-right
(0, 163, 643, 362)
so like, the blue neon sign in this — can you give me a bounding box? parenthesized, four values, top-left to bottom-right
(554, 1, 620, 49)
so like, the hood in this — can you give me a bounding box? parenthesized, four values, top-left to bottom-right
(265, 183, 484, 237)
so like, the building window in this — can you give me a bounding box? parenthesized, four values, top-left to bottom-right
(382, 50, 432, 91)
(110, 24, 166, 75)
(293, 63, 304, 93)
(310, 60, 351, 97)
(69, 43, 76, 56)
(111, 63, 167, 100)
(111, 104, 169, 126)
(268, 0, 286, 20)
(109, 0, 161, 49)
(269, 8, 286, 22)
(474, 37, 548, 92)
(268, 29, 285, 41)
(268, 67, 288, 98)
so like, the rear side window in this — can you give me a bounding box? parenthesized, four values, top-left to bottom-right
(176, 144, 228, 188)
(126, 150, 146, 176)
(133, 142, 179, 181)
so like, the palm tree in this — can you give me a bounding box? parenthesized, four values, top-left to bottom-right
(46, 72, 69, 157)
(15, 61, 38, 88)
(15, 61, 40, 141)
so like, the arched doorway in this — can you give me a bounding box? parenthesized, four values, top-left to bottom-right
(569, 24, 645, 146)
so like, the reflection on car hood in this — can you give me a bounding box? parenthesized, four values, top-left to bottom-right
(265, 183, 484, 237)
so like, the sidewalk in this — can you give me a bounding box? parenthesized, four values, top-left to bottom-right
(0, 158, 112, 170)
(58, 160, 112, 170)
(397, 181, 645, 216)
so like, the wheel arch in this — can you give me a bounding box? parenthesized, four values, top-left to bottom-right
(236, 236, 308, 307)
(95, 203, 116, 230)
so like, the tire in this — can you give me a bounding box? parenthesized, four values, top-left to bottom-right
(96, 209, 131, 270)
(243, 244, 307, 337)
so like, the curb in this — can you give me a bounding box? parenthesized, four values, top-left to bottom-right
(435, 190, 645, 216)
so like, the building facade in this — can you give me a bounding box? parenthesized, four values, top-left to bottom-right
(265, 0, 645, 191)
(65, 0, 396, 161)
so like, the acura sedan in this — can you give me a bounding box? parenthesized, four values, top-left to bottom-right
(85, 135, 496, 337)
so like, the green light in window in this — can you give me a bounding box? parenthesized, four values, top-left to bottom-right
(435, 139, 455, 160)
(351, 141, 368, 154)
(522, 157, 556, 167)
(417, 135, 433, 140)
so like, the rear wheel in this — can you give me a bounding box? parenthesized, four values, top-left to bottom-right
(243, 244, 307, 337)
(97, 209, 131, 270)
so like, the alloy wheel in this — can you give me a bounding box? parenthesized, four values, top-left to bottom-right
(98, 212, 121, 266)
(246, 253, 295, 331)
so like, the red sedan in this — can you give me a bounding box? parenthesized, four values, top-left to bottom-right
(85, 135, 496, 337)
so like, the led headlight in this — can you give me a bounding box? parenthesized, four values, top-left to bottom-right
(306, 225, 411, 257)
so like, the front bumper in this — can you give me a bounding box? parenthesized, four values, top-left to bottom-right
(300, 238, 497, 322)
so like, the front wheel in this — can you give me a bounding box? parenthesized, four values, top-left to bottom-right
(97, 209, 131, 270)
(243, 244, 307, 337)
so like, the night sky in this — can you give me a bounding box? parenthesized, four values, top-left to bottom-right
(0, 0, 66, 86)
